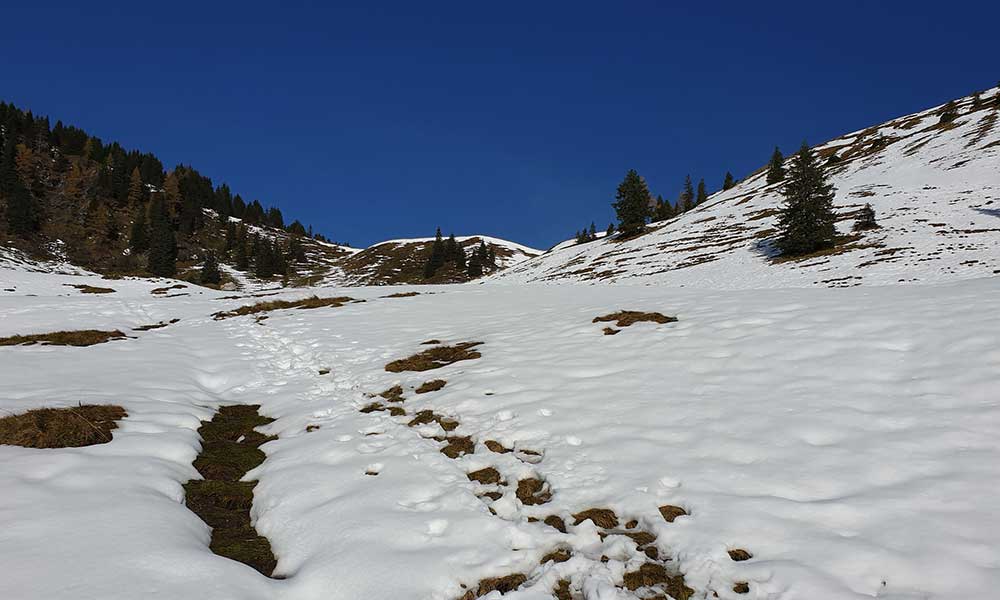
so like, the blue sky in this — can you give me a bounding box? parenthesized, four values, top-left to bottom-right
(3, 1, 997, 248)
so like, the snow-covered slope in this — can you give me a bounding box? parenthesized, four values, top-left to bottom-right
(495, 87, 1000, 287)
(2, 275, 999, 600)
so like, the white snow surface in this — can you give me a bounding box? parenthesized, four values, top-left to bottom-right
(2, 268, 999, 600)
(495, 88, 1000, 287)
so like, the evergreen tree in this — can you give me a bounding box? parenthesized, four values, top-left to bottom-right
(423, 227, 446, 278)
(235, 237, 249, 271)
(722, 171, 736, 190)
(129, 206, 149, 253)
(126, 167, 145, 207)
(766, 147, 785, 184)
(775, 142, 838, 256)
(696, 178, 708, 205)
(445, 233, 460, 262)
(201, 250, 221, 284)
(680, 175, 695, 212)
(589, 222, 597, 239)
(467, 249, 482, 277)
(606, 223, 615, 237)
(455, 244, 467, 270)
(2, 134, 38, 235)
(486, 246, 497, 269)
(147, 196, 177, 277)
(612, 169, 652, 235)
(853, 203, 878, 231)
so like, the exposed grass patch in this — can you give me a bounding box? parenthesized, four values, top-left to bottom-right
(658, 504, 688, 522)
(540, 547, 572, 564)
(439, 436, 474, 458)
(415, 379, 447, 394)
(573, 508, 618, 529)
(458, 574, 528, 600)
(133, 318, 180, 331)
(0, 329, 127, 347)
(516, 477, 552, 505)
(484, 439, 512, 454)
(728, 548, 752, 562)
(184, 405, 277, 577)
(379, 385, 405, 403)
(593, 311, 677, 328)
(361, 402, 406, 417)
(733, 582, 750, 594)
(622, 563, 693, 599)
(151, 284, 187, 295)
(467, 467, 502, 485)
(0, 404, 127, 448)
(212, 295, 355, 320)
(65, 283, 116, 294)
(383, 291, 421, 298)
(543, 515, 567, 532)
(385, 341, 483, 372)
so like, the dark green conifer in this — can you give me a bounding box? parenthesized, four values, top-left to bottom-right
(129, 206, 149, 253)
(775, 142, 838, 256)
(696, 178, 708, 205)
(723, 171, 736, 190)
(201, 251, 221, 284)
(612, 169, 652, 235)
(766, 147, 785, 184)
(147, 196, 177, 277)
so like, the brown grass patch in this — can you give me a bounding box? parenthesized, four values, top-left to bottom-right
(516, 477, 552, 505)
(133, 318, 180, 331)
(0, 404, 127, 448)
(151, 284, 187, 295)
(622, 563, 693, 599)
(184, 404, 277, 577)
(416, 379, 447, 394)
(543, 515, 567, 532)
(484, 439, 512, 454)
(385, 342, 483, 372)
(573, 508, 618, 529)
(602, 327, 620, 335)
(467, 467, 502, 485)
(383, 291, 420, 298)
(212, 295, 355, 320)
(65, 283, 116, 294)
(593, 311, 677, 328)
(733, 582, 750, 594)
(421, 339, 441, 345)
(440, 436, 474, 458)
(361, 402, 406, 417)
(658, 505, 688, 522)
(554, 580, 572, 600)
(458, 574, 528, 600)
(0, 329, 127, 347)
(407, 410, 457, 431)
(728, 548, 752, 562)
(540, 547, 572, 564)
(379, 385, 405, 402)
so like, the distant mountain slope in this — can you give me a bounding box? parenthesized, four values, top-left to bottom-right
(494, 87, 1000, 288)
(325, 235, 541, 286)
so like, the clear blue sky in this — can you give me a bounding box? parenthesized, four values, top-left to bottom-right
(3, 1, 997, 249)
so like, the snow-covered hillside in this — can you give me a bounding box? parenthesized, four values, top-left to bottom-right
(2, 274, 999, 600)
(495, 87, 1000, 287)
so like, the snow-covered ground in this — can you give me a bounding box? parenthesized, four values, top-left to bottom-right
(2, 268, 999, 600)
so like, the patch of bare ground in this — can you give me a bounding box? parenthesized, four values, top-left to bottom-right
(416, 379, 447, 394)
(0, 329, 127, 347)
(769, 234, 883, 264)
(65, 283, 115, 294)
(572, 508, 618, 528)
(183, 404, 278, 577)
(733, 582, 750, 594)
(543, 515, 567, 532)
(379, 385, 405, 402)
(658, 505, 688, 522)
(407, 410, 458, 431)
(133, 318, 180, 331)
(458, 574, 528, 600)
(540, 547, 572, 564)
(602, 327, 620, 335)
(421, 339, 441, 345)
(0, 404, 127, 448)
(382, 291, 421, 298)
(212, 295, 355, 320)
(484, 439, 512, 454)
(593, 311, 677, 328)
(151, 284, 187, 295)
(553, 579, 572, 600)
(728, 548, 752, 561)
(622, 563, 693, 599)
(360, 402, 406, 417)
(438, 436, 474, 458)
(516, 477, 552, 505)
(467, 467, 503, 485)
(385, 341, 483, 372)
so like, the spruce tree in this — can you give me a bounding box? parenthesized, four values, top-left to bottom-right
(201, 251, 221, 284)
(1, 134, 38, 235)
(775, 142, 838, 256)
(853, 203, 878, 231)
(467, 250, 482, 277)
(126, 167, 145, 207)
(606, 223, 615, 237)
(723, 171, 736, 190)
(696, 178, 708, 205)
(589, 222, 597, 239)
(766, 147, 785, 184)
(147, 196, 177, 276)
(612, 169, 652, 235)
(235, 238, 249, 271)
(680, 175, 695, 212)
(129, 206, 149, 253)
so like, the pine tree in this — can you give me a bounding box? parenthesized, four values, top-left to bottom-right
(696, 178, 708, 205)
(612, 169, 652, 235)
(467, 250, 482, 277)
(606, 223, 615, 237)
(2, 134, 38, 235)
(129, 206, 149, 253)
(589, 222, 597, 239)
(235, 237, 249, 271)
(423, 227, 446, 278)
(853, 203, 878, 231)
(201, 250, 221, 284)
(775, 142, 838, 256)
(486, 246, 497, 269)
(766, 147, 785, 184)
(722, 171, 736, 190)
(126, 167, 145, 207)
(680, 175, 695, 212)
(147, 196, 177, 277)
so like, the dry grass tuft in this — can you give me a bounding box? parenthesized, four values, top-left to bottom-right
(421, 339, 441, 345)
(212, 295, 355, 320)
(458, 574, 528, 600)
(516, 477, 552, 505)
(133, 318, 180, 331)
(573, 508, 618, 529)
(439, 436, 474, 458)
(602, 327, 620, 335)
(622, 563, 693, 599)
(484, 439, 512, 454)
(151, 284, 187, 295)
(553, 580, 572, 600)
(385, 341, 483, 372)
(415, 379, 447, 394)
(65, 283, 116, 294)
(0, 329, 127, 347)
(543, 515, 567, 533)
(467, 467, 502, 485)
(383, 291, 421, 298)
(728, 548, 752, 562)
(658, 504, 688, 522)
(0, 404, 127, 448)
(379, 385, 405, 403)
(593, 311, 677, 328)
(733, 582, 750, 594)
(540, 547, 572, 564)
